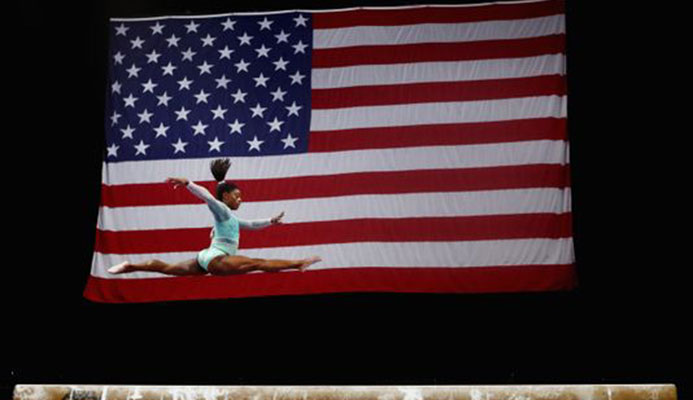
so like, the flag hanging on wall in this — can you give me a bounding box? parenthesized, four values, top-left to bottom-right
(84, 0, 574, 303)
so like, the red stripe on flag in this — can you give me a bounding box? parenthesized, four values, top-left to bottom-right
(313, 0, 564, 29)
(95, 213, 573, 254)
(312, 75, 566, 109)
(312, 35, 565, 68)
(84, 264, 577, 303)
(308, 118, 567, 152)
(100, 164, 570, 207)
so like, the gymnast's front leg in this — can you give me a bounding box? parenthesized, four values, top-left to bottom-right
(206, 254, 322, 275)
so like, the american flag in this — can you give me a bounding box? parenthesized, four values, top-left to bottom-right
(84, 0, 574, 303)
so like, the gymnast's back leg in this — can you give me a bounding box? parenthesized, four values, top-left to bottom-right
(108, 258, 207, 276)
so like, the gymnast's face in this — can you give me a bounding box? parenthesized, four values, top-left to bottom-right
(223, 188, 242, 210)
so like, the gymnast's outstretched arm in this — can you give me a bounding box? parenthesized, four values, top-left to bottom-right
(238, 211, 284, 230)
(166, 177, 231, 222)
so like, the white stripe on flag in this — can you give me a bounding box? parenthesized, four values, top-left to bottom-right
(309, 96, 566, 131)
(311, 55, 565, 89)
(313, 15, 565, 48)
(91, 238, 575, 279)
(101, 140, 568, 185)
(97, 188, 572, 231)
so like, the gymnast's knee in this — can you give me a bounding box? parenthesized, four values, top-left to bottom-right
(146, 259, 167, 267)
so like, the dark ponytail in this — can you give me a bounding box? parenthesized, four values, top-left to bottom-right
(210, 158, 238, 200)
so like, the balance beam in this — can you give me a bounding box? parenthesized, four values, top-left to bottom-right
(12, 385, 678, 400)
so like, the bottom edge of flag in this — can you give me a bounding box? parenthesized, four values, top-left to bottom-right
(83, 265, 576, 303)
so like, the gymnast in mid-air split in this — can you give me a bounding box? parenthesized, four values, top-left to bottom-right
(108, 158, 322, 276)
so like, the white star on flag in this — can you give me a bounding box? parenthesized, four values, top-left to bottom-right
(238, 32, 253, 46)
(154, 123, 170, 137)
(130, 37, 144, 49)
(267, 117, 284, 132)
(184, 21, 200, 33)
(286, 101, 302, 116)
(289, 70, 305, 85)
(293, 14, 308, 27)
(192, 121, 209, 136)
(113, 52, 125, 65)
(115, 24, 129, 36)
(150, 22, 165, 34)
(258, 17, 273, 30)
(141, 79, 158, 93)
(218, 46, 234, 59)
(201, 34, 216, 47)
(197, 61, 214, 75)
(275, 30, 290, 43)
(221, 18, 236, 31)
(126, 64, 141, 78)
(247, 136, 264, 151)
(145, 50, 162, 63)
(270, 87, 287, 102)
(234, 59, 250, 72)
(175, 106, 191, 121)
(166, 34, 181, 47)
(134, 140, 150, 155)
(161, 62, 177, 76)
(177, 77, 193, 90)
(181, 48, 196, 61)
(250, 103, 267, 118)
(137, 109, 154, 124)
(123, 94, 138, 108)
(231, 89, 248, 103)
(228, 119, 245, 134)
(110, 111, 121, 126)
(273, 57, 289, 71)
(253, 73, 269, 87)
(208, 137, 224, 152)
(157, 92, 172, 106)
(106, 143, 119, 157)
(171, 138, 188, 153)
(292, 40, 308, 54)
(194, 89, 211, 104)
(281, 133, 298, 149)
(255, 44, 271, 58)
(120, 125, 135, 139)
(215, 75, 231, 89)
(211, 105, 228, 120)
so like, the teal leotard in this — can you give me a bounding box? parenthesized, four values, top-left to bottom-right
(186, 181, 272, 270)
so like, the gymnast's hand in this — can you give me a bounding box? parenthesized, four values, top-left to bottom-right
(166, 177, 190, 188)
(271, 211, 285, 225)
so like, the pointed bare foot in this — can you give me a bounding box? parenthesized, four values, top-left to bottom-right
(299, 256, 322, 272)
(108, 261, 132, 274)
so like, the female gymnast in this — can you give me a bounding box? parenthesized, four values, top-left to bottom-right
(108, 158, 322, 276)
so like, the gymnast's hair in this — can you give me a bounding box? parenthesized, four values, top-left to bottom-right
(210, 158, 238, 200)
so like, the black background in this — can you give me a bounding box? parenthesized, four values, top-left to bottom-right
(5, 0, 689, 398)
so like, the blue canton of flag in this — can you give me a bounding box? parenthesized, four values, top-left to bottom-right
(106, 13, 312, 162)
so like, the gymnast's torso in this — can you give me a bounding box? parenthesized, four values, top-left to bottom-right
(187, 181, 271, 255)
